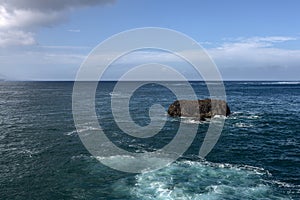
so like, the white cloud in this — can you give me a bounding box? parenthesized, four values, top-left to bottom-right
(1, 0, 115, 11)
(102, 36, 300, 67)
(0, 5, 66, 29)
(217, 36, 297, 49)
(101, 36, 300, 80)
(0, 32, 299, 80)
(210, 36, 300, 67)
(0, 46, 87, 80)
(0, 30, 36, 46)
(0, 0, 115, 46)
(206, 36, 300, 80)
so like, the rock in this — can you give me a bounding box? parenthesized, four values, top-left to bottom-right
(168, 99, 230, 120)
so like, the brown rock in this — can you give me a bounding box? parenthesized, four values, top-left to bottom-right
(168, 99, 230, 120)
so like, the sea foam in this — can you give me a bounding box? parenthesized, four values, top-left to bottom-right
(122, 160, 289, 200)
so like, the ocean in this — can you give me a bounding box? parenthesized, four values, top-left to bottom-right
(0, 81, 299, 199)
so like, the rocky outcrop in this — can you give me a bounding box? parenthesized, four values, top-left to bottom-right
(168, 99, 230, 120)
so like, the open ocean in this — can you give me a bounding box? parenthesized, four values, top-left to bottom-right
(0, 81, 299, 200)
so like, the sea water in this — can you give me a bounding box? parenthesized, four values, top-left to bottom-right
(0, 81, 299, 199)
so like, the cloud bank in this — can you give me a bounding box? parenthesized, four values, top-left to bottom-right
(1, 33, 299, 80)
(105, 36, 300, 80)
(209, 37, 300, 80)
(0, 0, 115, 46)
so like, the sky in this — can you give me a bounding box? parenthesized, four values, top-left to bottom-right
(0, 0, 300, 80)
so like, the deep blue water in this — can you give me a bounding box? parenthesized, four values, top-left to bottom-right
(0, 81, 299, 199)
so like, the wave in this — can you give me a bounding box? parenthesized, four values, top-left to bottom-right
(71, 154, 93, 160)
(234, 122, 253, 128)
(95, 154, 176, 173)
(180, 115, 226, 124)
(65, 130, 77, 136)
(109, 92, 122, 96)
(115, 160, 292, 200)
(261, 81, 300, 85)
(228, 111, 261, 120)
(64, 125, 102, 136)
(180, 117, 204, 124)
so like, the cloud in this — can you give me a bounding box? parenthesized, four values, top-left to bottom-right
(210, 36, 300, 67)
(0, 0, 115, 46)
(104, 36, 300, 67)
(0, 5, 66, 29)
(217, 36, 297, 50)
(101, 36, 300, 80)
(1, 34, 299, 80)
(0, 30, 36, 46)
(208, 36, 300, 80)
(0, 45, 87, 80)
(1, 0, 115, 11)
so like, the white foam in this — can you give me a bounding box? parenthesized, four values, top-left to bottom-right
(228, 111, 261, 121)
(181, 118, 203, 124)
(277, 81, 300, 84)
(212, 115, 226, 119)
(247, 115, 260, 119)
(231, 111, 243, 114)
(71, 154, 92, 160)
(65, 130, 77, 136)
(234, 122, 253, 128)
(171, 83, 186, 86)
(119, 160, 289, 199)
(262, 81, 300, 85)
(180, 116, 220, 124)
(95, 154, 175, 173)
(20, 149, 40, 158)
(271, 180, 299, 188)
(66, 125, 102, 136)
(109, 92, 121, 96)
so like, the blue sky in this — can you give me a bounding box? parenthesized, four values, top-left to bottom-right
(0, 0, 300, 80)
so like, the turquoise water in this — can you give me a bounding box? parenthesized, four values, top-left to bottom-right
(0, 81, 299, 199)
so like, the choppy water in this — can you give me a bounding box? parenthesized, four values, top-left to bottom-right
(0, 81, 299, 199)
